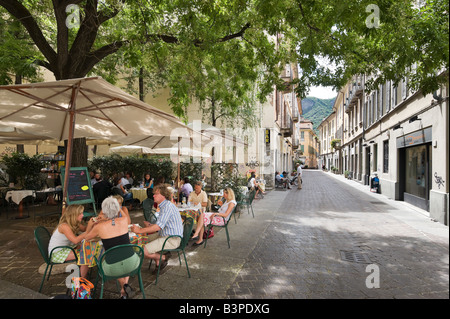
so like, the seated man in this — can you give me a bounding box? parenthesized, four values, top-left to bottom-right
(131, 184, 183, 271)
(92, 174, 112, 208)
(188, 181, 208, 240)
(125, 172, 134, 188)
(275, 171, 291, 189)
(112, 177, 133, 205)
(119, 173, 132, 190)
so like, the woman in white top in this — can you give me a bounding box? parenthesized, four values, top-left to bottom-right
(248, 172, 265, 199)
(48, 205, 95, 278)
(192, 188, 236, 246)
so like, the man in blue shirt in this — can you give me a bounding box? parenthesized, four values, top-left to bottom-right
(131, 184, 183, 271)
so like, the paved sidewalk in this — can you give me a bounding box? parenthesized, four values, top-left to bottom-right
(325, 171, 449, 244)
(0, 187, 290, 300)
(225, 170, 448, 299)
(0, 279, 48, 299)
(144, 186, 290, 299)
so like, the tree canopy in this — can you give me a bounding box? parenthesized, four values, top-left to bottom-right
(1, 0, 448, 124)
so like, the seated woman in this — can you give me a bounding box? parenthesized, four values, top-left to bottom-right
(96, 195, 131, 225)
(143, 173, 154, 199)
(112, 195, 132, 224)
(84, 196, 140, 299)
(192, 188, 236, 246)
(248, 172, 266, 198)
(48, 204, 95, 277)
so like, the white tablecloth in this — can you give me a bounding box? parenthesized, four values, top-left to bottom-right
(130, 188, 148, 202)
(5, 190, 35, 205)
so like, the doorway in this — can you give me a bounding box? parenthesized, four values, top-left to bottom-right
(400, 143, 432, 211)
(364, 146, 371, 185)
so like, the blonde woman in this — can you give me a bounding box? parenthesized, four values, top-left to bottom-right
(48, 205, 94, 264)
(192, 188, 236, 246)
(112, 194, 132, 224)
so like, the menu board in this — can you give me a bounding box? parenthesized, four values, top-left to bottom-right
(60, 167, 95, 206)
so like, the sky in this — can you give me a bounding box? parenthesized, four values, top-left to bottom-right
(307, 86, 337, 100)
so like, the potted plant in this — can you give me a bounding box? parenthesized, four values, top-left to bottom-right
(330, 139, 341, 150)
(0, 152, 46, 189)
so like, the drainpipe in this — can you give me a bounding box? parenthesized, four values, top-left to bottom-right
(362, 74, 366, 142)
(361, 74, 369, 185)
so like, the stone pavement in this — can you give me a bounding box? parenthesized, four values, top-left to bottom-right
(226, 171, 449, 299)
(0, 169, 448, 301)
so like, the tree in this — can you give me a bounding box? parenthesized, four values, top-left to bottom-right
(168, 40, 266, 129)
(283, 0, 449, 96)
(0, 16, 43, 85)
(0, 0, 285, 166)
(1, 0, 447, 113)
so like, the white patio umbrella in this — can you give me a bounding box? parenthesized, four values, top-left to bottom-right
(109, 145, 211, 158)
(0, 77, 198, 210)
(0, 125, 57, 145)
(149, 147, 211, 159)
(109, 145, 155, 155)
(186, 121, 247, 163)
(1, 125, 123, 146)
(187, 121, 246, 147)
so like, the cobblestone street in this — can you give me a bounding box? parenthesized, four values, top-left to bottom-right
(226, 171, 449, 299)
(0, 170, 448, 301)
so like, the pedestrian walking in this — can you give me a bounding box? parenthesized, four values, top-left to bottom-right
(296, 163, 302, 189)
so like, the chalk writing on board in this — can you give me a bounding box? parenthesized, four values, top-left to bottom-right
(61, 167, 94, 204)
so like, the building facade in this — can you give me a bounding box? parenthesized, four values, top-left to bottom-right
(298, 119, 319, 168)
(319, 74, 449, 225)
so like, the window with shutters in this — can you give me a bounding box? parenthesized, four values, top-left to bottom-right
(383, 140, 389, 173)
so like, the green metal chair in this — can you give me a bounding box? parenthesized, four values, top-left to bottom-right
(237, 189, 255, 218)
(93, 244, 146, 299)
(34, 226, 79, 293)
(150, 217, 194, 285)
(203, 205, 237, 249)
(142, 198, 157, 224)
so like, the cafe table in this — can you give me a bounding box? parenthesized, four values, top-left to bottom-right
(5, 190, 36, 219)
(130, 187, 148, 202)
(177, 205, 201, 224)
(77, 228, 149, 268)
(36, 187, 63, 203)
(207, 192, 224, 208)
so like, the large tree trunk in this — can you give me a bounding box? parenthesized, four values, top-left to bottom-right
(64, 138, 88, 167)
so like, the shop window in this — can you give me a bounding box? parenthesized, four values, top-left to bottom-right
(405, 145, 427, 199)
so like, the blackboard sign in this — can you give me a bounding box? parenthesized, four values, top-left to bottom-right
(60, 167, 96, 210)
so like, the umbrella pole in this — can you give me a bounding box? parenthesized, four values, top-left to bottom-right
(177, 137, 181, 198)
(62, 84, 80, 215)
(61, 111, 75, 215)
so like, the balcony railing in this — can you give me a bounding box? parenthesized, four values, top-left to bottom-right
(280, 64, 293, 93)
(292, 136, 299, 149)
(353, 74, 363, 96)
(280, 64, 293, 81)
(292, 95, 299, 122)
(280, 112, 294, 137)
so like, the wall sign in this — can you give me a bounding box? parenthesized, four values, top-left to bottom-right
(60, 167, 95, 207)
(396, 127, 432, 148)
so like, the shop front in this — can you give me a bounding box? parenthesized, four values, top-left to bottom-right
(397, 127, 432, 211)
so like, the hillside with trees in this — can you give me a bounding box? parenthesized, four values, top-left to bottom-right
(301, 97, 335, 135)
